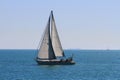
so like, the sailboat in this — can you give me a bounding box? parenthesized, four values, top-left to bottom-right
(36, 11, 75, 65)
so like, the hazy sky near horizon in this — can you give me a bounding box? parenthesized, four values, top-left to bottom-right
(0, 0, 120, 49)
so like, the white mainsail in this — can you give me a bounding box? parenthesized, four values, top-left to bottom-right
(51, 11, 65, 57)
(38, 15, 56, 60)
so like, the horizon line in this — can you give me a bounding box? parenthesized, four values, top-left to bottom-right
(0, 48, 120, 50)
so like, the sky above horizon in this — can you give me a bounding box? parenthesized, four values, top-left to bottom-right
(0, 0, 120, 49)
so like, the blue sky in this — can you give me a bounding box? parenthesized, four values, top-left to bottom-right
(0, 0, 120, 49)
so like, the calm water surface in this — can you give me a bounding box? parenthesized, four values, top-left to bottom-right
(0, 50, 120, 80)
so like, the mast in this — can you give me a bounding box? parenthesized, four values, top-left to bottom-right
(51, 11, 65, 57)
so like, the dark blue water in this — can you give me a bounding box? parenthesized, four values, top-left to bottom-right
(0, 50, 120, 80)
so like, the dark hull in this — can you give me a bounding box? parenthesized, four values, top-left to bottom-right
(36, 60, 75, 65)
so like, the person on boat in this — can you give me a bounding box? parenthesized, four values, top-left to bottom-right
(67, 54, 74, 62)
(68, 57, 72, 61)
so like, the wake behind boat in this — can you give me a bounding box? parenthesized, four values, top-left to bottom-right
(36, 11, 75, 65)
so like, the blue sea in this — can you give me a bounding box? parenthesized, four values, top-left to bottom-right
(0, 50, 120, 80)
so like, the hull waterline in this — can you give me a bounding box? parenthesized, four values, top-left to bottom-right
(36, 60, 75, 65)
